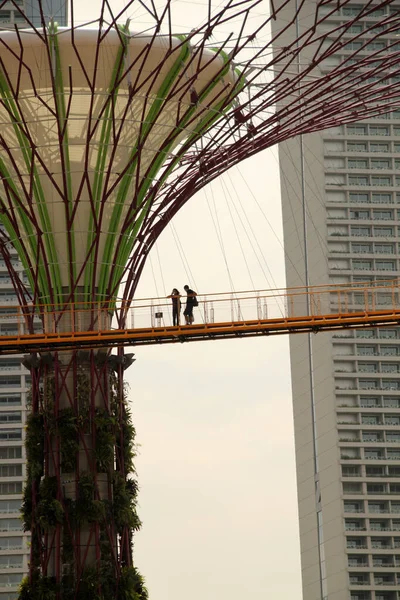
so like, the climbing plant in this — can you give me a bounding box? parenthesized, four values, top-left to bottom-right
(20, 364, 147, 600)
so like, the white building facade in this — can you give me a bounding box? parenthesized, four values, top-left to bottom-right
(0, 5, 67, 600)
(274, 2, 400, 600)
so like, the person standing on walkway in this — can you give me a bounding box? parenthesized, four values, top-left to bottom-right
(168, 288, 181, 326)
(183, 285, 198, 325)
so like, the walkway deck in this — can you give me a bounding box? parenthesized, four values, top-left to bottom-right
(0, 279, 399, 354)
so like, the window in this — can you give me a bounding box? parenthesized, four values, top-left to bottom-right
(349, 23, 363, 33)
(348, 555, 368, 567)
(356, 330, 375, 338)
(388, 451, 400, 460)
(347, 124, 367, 135)
(378, 293, 395, 306)
(369, 6, 386, 17)
(0, 429, 21, 441)
(384, 398, 400, 408)
(0, 10, 10, 22)
(0, 555, 22, 568)
(372, 193, 392, 204)
(368, 41, 386, 51)
(344, 502, 363, 512)
(347, 538, 365, 548)
(362, 415, 380, 425)
(351, 210, 370, 219)
(380, 330, 397, 339)
(0, 500, 20, 514)
(0, 396, 20, 406)
(349, 176, 369, 186)
(350, 193, 369, 203)
(373, 210, 393, 220)
(349, 159, 368, 169)
(0, 377, 21, 387)
(381, 347, 398, 356)
(0, 412, 21, 424)
(0, 536, 22, 550)
(0, 447, 21, 460)
(364, 450, 383, 459)
(363, 432, 381, 442)
(374, 227, 394, 236)
(387, 432, 400, 442)
(345, 519, 364, 530)
(345, 41, 363, 51)
(352, 243, 372, 253)
(348, 142, 367, 152)
(394, 143, 400, 153)
(376, 260, 395, 271)
(0, 482, 22, 495)
(0, 573, 23, 586)
(368, 503, 386, 513)
(0, 518, 22, 532)
(371, 177, 391, 187)
(375, 244, 394, 254)
(0, 594, 19, 600)
(357, 346, 375, 355)
(361, 397, 379, 407)
(369, 516, 388, 527)
(343, 465, 361, 476)
(350, 575, 369, 586)
(360, 380, 377, 389)
(353, 260, 372, 270)
(343, 482, 362, 493)
(371, 143, 389, 152)
(382, 381, 400, 390)
(359, 363, 377, 372)
(370, 126, 389, 136)
(371, 159, 390, 169)
(381, 363, 399, 373)
(343, 6, 363, 16)
(355, 295, 365, 309)
(351, 226, 371, 236)
(0, 465, 22, 478)
(0, 360, 21, 371)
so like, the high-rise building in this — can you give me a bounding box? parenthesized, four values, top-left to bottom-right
(274, 3, 400, 600)
(0, 5, 67, 600)
(0, 0, 66, 27)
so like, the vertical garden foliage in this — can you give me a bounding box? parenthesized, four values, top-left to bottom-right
(20, 368, 147, 600)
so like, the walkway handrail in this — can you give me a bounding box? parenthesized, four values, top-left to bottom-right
(4, 277, 400, 316)
(0, 277, 399, 341)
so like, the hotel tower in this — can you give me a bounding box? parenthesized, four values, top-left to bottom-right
(0, 4, 67, 600)
(274, 2, 400, 600)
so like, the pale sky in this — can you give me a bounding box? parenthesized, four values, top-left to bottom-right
(129, 157, 302, 600)
(73, 2, 303, 598)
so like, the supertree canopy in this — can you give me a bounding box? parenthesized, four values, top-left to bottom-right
(0, 0, 400, 598)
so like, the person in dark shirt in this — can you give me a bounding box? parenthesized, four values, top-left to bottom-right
(183, 284, 197, 324)
(168, 288, 181, 326)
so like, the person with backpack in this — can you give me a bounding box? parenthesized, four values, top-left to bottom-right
(183, 284, 198, 324)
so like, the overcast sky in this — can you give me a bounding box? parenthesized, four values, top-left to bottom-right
(75, 2, 303, 598)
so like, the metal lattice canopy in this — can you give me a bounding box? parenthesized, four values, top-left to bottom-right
(0, 25, 238, 306)
(1, 0, 400, 312)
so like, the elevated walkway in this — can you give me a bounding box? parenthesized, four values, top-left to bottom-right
(0, 279, 400, 354)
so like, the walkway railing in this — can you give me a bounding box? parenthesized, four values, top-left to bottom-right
(0, 278, 400, 336)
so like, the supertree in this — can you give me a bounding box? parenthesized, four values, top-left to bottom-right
(0, 0, 400, 598)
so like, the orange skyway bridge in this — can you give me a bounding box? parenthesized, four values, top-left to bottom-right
(1, 279, 400, 355)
